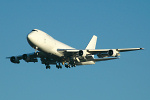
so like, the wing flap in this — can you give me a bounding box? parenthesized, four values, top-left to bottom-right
(57, 49, 79, 52)
(87, 49, 109, 55)
(92, 57, 119, 62)
(57, 49, 80, 57)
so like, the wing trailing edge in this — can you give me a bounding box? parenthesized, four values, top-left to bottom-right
(92, 57, 119, 62)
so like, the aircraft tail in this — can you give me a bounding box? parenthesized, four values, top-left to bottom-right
(85, 35, 97, 50)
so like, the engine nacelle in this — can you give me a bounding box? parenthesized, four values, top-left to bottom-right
(23, 54, 30, 61)
(97, 52, 109, 58)
(97, 49, 120, 58)
(10, 56, 20, 64)
(23, 54, 38, 62)
(108, 49, 119, 57)
(79, 50, 87, 57)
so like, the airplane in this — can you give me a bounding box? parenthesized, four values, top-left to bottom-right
(7, 29, 144, 69)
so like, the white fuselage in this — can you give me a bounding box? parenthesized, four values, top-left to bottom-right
(27, 29, 95, 65)
(27, 29, 74, 57)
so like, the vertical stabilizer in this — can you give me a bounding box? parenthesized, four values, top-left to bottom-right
(85, 35, 97, 50)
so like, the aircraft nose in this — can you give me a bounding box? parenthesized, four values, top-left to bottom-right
(27, 31, 37, 44)
(27, 32, 37, 48)
(27, 29, 38, 41)
(27, 32, 35, 41)
(27, 34, 33, 44)
(27, 33, 32, 40)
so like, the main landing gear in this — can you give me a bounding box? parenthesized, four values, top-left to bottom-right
(72, 64, 76, 67)
(65, 64, 71, 68)
(65, 64, 76, 68)
(45, 62, 50, 69)
(44, 62, 76, 69)
(45, 63, 63, 69)
(56, 63, 62, 69)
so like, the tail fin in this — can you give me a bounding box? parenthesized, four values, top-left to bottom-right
(85, 35, 97, 50)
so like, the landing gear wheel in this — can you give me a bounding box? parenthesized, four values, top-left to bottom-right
(56, 63, 62, 69)
(68, 65, 71, 68)
(56, 65, 60, 69)
(65, 64, 71, 68)
(65, 64, 68, 68)
(56, 65, 59, 69)
(46, 65, 50, 69)
(71, 64, 76, 67)
(60, 66, 62, 69)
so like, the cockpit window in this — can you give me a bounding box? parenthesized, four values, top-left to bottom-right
(32, 29, 38, 32)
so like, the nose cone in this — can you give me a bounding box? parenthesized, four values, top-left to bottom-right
(27, 29, 38, 47)
(27, 33, 32, 40)
(27, 33, 34, 47)
(27, 33, 34, 44)
(27, 29, 38, 41)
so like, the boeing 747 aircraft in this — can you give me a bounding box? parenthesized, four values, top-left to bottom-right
(7, 29, 144, 69)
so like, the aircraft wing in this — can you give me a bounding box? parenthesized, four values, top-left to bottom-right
(87, 48, 144, 54)
(7, 51, 61, 64)
(6, 52, 39, 63)
(57, 49, 79, 56)
(57, 48, 144, 59)
(6, 55, 23, 60)
(58, 48, 144, 55)
(116, 48, 144, 52)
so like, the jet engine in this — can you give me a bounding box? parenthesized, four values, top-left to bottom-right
(79, 50, 87, 57)
(23, 54, 30, 61)
(97, 49, 120, 58)
(10, 56, 20, 64)
(108, 49, 120, 57)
